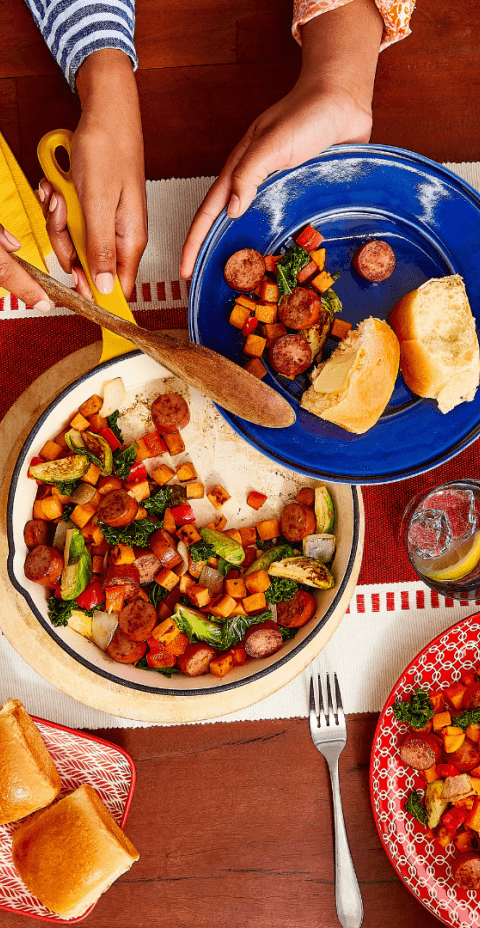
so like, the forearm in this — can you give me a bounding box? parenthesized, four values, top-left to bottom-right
(76, 49, 140, 116)
(300, 0, 383, 108)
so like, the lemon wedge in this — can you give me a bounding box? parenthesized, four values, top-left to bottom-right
(421, 531, 480, 582)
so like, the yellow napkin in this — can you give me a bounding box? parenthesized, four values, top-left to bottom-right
(0, 132, 52, 298)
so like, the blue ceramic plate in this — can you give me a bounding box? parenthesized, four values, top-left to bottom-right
(189, 145, 480, 484)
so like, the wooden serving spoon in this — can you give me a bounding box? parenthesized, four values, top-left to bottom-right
(15, 254, 295, 428)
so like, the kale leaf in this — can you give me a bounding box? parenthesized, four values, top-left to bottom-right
(98, 518, 159, 546)
(47, 594, 76, 627)
(148, 582, 169, 608)
(217, 609, 274, 651)
(265, 577, 298, 605)
(392, 689, 434, 730)
(405, 791, 428, 826)
(276, 245, 311, 297)
(113, 443, 137, 478)
(143, 487, 172, 519)
(189, 539, 216, 563)
(107, 410, 123, 442)
(61, 503, 76, 522)
(452, 707, 480, 732)
(53, 479, 80, 497)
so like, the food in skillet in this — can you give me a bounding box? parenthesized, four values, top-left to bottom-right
(224, 226, 401, 432)
(23, 382, 338, 679)
(393, 668, 480, 888)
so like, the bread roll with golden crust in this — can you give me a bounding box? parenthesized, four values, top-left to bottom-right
(12, 784, 139, 919)
(388, 275, 480, 413)
(300, 317, 400, 433)
(0, 699, 61, 825)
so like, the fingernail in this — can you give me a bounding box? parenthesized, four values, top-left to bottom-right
(3, 229, 21, 248)
(33, 299, 53, 314)
(227, 194, 240, 218)
(71, 269, 79, 286)
(95, 272, 114, 294)
(38, 185, 45, 203)
(49, 194, 58, 213)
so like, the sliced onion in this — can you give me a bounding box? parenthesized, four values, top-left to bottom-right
(199, 565, 224, 597)
(91, 610, 119, 651)
(63, 526, 75, 565)
(53, 520, 69, 552)
(70, 483, 96, 505)
(174, 541, 190, 577)
(268, 603, 278, 623)
(99, 377, 126, 417)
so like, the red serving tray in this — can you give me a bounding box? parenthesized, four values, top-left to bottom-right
(0, 716, 136, 922)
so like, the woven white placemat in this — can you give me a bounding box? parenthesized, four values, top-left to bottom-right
(1, 161, 479, 727)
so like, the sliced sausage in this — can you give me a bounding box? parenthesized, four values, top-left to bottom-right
(269, 334, 312, 378)
(151, 393, 190, 434)
(278, 287, 321, 329)
(448, 736, 480, 773)
(149, 528, 183, 569)
(277, 590, 317, 628)
(118, 600, 157, 642)
(97, 489, 138, 527)
(352, 240, 395, 282)
(399, 732, 442, 771)
(223, 249, 266, 292)
(280, 502, 316, 542)
(24, 545, 63, 589)
(24, 519, 49, 550)
(107, 627, 147, 664)
(102, 564, 141, 603)
(463, 682, 480, 710)
(133, 549, 162, 585)
(244, 620, 283, 658)
(452, 853, 480, 889)
(177, 641, 217, 676)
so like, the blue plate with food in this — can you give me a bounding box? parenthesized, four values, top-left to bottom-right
(189, 145, 480, 484)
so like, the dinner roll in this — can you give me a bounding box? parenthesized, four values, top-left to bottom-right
(12, 784, 139, 919)
(388, 275, 480, 413)
(300, 316, 400, 433)
(0, 698, 61, 825)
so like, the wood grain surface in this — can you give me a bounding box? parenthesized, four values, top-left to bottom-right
(1, 0, 478, 925)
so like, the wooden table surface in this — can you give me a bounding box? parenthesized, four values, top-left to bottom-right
(1, 1, 479, 926)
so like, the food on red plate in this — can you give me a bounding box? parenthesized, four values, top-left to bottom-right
(23, 381, 338, 680)
(351, 239, 396, 281)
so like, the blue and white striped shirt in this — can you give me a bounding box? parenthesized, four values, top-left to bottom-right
(24, 0, 137, 90)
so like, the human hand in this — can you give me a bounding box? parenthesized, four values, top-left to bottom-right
(181, 0, 383, 279)
(37, 49, 147, 301)
(0, 226, 52, 312)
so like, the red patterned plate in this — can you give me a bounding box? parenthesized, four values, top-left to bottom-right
(0, 717, 136, 923)
(370, 612, 480, 928)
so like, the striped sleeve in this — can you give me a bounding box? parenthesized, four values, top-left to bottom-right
(292, 0, 415, 50)
(23, 0, 138, 90)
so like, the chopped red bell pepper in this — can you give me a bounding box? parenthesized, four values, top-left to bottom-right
(99, 427, 122, 451)
(143, 430, 168, 457)
(436, 763, 461, 778)
(146, 636, 165, 653)
(105, 585, 126, 613)
(441, 807, 468, 835)
(241, 315, 258, 337)
(29, 456, 45, 483)
(125, 461, 148, 484)
(295, 225, 324, 252)
(171, 503, 196, 525)
(76, 579, 104, 611)
(146, 649, 177, 669)
(231, 644, 247, 666)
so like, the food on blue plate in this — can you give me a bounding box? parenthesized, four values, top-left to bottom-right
(300, 317, 400, 433)
(388, 275, 480, 413)
(0, 699, 61, 825)
(12, 784, 139, 919)
(352, 239, 396, 281)
(223, 248, 266, 292)
(23, 382, 338, 679)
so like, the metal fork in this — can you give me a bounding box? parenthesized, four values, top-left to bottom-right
(309, 673, 364, 928)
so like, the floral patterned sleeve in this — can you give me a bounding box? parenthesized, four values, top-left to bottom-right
(292, 0, 415, 50)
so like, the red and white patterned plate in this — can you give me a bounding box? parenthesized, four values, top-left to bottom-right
(0, 718, 136, 923)
(370, 612, 480, 928)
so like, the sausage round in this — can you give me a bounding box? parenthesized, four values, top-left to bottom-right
(102, 564, 141, 603)
(277, 590, 317, 628)
(151, 392, 190, 434)
(244, 621, 283, 658)
(269, 334, 312, 378)
(133, 550, 162, 585)
(118, 600, 158, 642)
(107, 627, 147, 664)
(452, 853, 480, 889)
(352, 240, 396, 282)
(280, 502, 316, 542)
(177, 641, 217, 676)
(278, 287, 321, 329)
(399, 732, 442, 771)
(24, 545, 64, 589)
(24, 519, 49, 550)
(447, 736, 480, 772)
(97, 489, 138, 527)
(223, 249, 266, 292)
